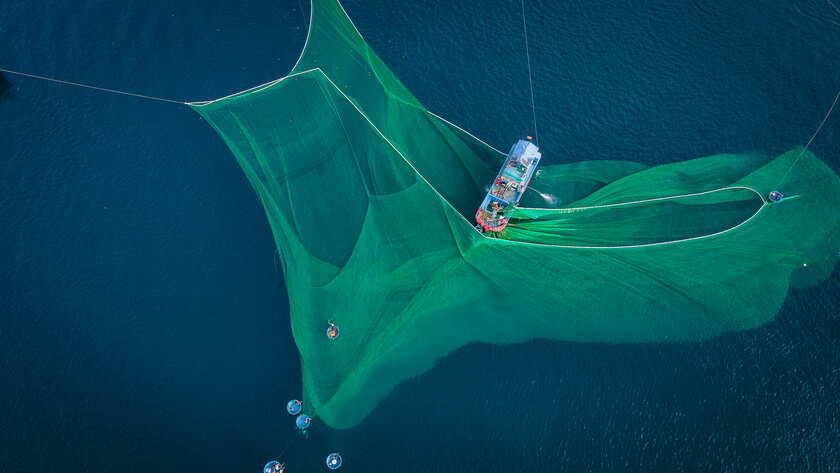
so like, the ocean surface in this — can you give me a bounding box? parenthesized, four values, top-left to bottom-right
(1, 0, 839, 471)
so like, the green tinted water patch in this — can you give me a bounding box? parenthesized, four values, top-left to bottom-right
(505, 187, 764, 247)
(190, 0, 840, 429)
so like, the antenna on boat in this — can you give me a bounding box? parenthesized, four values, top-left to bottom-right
(520, 0, 538, 146)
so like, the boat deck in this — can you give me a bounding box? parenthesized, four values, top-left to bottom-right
(475, 140, 541, 232)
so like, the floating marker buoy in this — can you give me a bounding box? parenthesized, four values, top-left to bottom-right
(296, 414, 311, 430)
(768, 190, 783, 203)
(326, 453, 342, 469)
(286, 399, 302, 415)
(264, 461, 284, 473)
(326, 323, 340, 340)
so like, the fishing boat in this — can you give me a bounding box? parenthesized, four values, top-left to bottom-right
(475, 139, 541, 232)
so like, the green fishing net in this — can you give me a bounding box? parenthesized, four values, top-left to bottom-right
(189, 0, 840, 429)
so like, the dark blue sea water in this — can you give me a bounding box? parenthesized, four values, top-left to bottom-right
(2, 1, 839, 471)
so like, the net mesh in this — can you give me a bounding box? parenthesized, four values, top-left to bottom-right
(189, 0, 840, 429)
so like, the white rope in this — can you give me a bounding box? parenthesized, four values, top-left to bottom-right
(518, 186, 765, 212)
(520, 0, 539, 146)
(775, 87, 840, 188)
(293, 68, 768, 250)
(276, 430, 298, 460)
(0, 68, 186, 104)
(426, 110, 507, 155)
(298, 0, 308, 26)
(498, 200, 768, 250)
